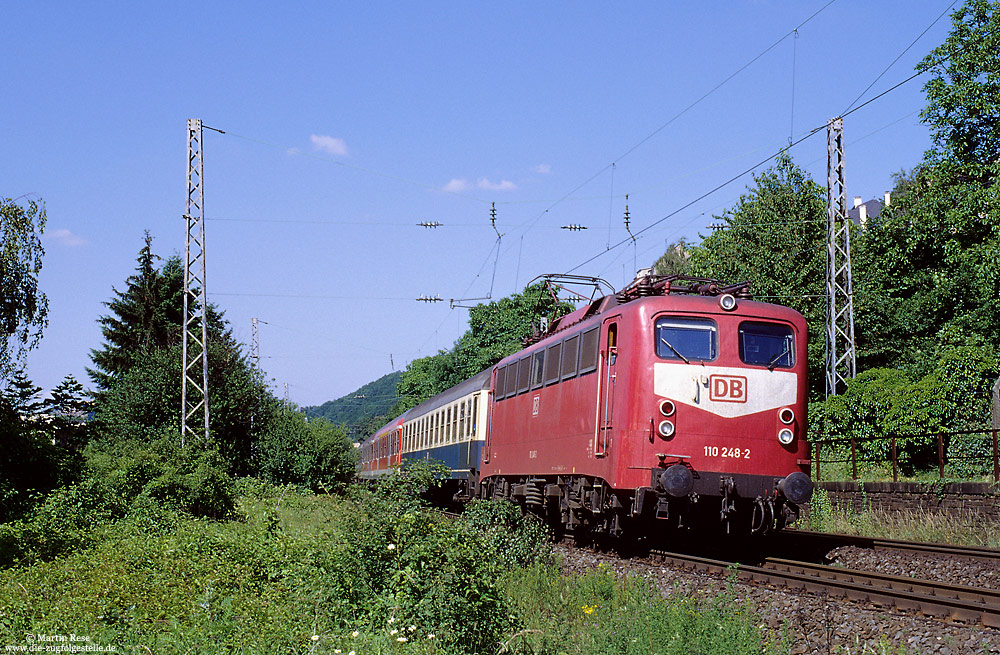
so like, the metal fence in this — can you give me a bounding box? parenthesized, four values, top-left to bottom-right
(811, 428, 1000, 483)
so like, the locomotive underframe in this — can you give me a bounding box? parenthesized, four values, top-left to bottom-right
(477, 470, 800, 538)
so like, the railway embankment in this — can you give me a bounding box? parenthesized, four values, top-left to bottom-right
(802, 480, 1000, 523)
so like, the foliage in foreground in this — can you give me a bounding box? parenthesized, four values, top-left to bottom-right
(0, 196, 48, 379)
(0, 462, 786, 655)
(503, 562, 788, 655)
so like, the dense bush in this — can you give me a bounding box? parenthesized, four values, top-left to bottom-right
(809, 337, 1000, 478)
(256, 410, 357, 491)
(0, 436, 235, 567)
(0, 395, 78, 523)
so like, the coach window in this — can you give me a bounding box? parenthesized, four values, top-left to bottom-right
(530, 350, 545, 390)
(561, 334, 580, 380)
(655, 317, 717, 362)
(579, 327, 600, 374)
(471, 398, 479, 436)
(516, 356, 531, 395)
(739, 322, 794, 369)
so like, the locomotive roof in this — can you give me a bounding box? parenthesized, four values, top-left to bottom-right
(498, 290, 805, 369)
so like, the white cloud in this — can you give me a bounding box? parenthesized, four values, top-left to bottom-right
(533, 164, 551, 174)
(46, 228, 86, 247)
(310, 134, 348, 156)
(476, 178, 517, 191)
(442, 178, 470, 193)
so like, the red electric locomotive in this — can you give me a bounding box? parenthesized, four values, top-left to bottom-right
(478, 274, 813, 537)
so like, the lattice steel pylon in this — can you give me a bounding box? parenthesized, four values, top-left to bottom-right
(825, 117, 857, 398)
(250, 317, 260, 372)
(182, 118, 210, 445)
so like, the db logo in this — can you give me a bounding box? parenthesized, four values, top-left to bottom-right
(709, 375, 747, 403)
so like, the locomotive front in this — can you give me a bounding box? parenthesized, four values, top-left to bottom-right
(620, 282, 813, 534)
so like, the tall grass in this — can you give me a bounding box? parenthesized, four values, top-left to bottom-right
(807, 487, 1000, 548)
(501, 562, 789, 655)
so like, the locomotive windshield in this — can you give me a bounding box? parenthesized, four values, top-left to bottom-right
(739, 322, 794, 369)
(654, 317, 717, 362)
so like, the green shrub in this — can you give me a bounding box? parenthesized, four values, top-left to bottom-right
(460, 499, 550, 573)
(807, 487, 834, 532)
(256, 412, 357, 492)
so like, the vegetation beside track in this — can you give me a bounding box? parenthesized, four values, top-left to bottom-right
(807, 487, 1000, 548)
(0, 463, 788, 654)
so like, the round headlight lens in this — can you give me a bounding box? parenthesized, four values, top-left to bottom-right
(719, 294, 737, 311)
(659, 399, 676, 416)
(778, 428, 794, 445)
(658, 420, 675, 438)
(779, 407, 795, 425)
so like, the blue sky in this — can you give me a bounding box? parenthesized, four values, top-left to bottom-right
(5, 1, 955, 407)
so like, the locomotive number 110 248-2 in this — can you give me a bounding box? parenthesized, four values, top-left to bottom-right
(704, 446, 750, 459)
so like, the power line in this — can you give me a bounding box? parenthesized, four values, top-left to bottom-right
(842, 0, 957, 115)
(567, 46, 955, 277)
(210, 292, 414, 301)
(498, 0, 841, 245)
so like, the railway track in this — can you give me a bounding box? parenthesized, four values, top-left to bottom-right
(646, 549, 1000, 629)
(775, 528, 1000, 562)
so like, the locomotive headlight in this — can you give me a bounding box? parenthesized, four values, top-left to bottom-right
(777, 428, 795, 445)
(658, 420, 676, 438)
(778, 407, 795, 425)
(719, 294, 738, 311)
(659, 399, 676, 416)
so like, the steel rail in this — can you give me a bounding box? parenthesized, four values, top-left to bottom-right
(780, 529, 1000, 562)
(648, 550, 1000, 629)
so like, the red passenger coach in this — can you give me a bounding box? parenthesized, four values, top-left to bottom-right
(478, 275, 813, 537)
(359, 414, 405, 480)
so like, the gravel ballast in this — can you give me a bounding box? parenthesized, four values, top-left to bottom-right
(554, 544, 1000, 654)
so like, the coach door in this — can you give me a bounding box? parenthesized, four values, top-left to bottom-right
(595, 318, 619, 458)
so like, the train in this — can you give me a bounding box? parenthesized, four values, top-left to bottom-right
(359, 274, 814, 538)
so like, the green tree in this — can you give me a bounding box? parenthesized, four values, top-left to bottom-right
(92, 341, 271, 476)
(0, 197, 48, 378)
(88, 232, 229, 392)
(852, 161, 1000, 376)
(651, 238, 693, 276)
(43, 374, 90, 450)
(4, 368, 44, 417)
(688, 154, 827, 397)
(88, 235, 275, 475)
(394, 283, 573, 412)
(918, 0, 1000, 167)
(256, 411, 357, 490)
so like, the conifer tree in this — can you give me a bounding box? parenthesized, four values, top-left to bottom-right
(4, 368, 43, 416)
(88, 233, 230, 391)
(44, 374, 90, 449)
